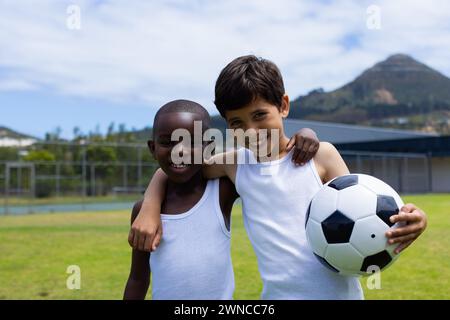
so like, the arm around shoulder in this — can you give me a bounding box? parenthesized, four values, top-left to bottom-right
(124, 200, 151, 300)
(128, 168, 167, 252)
(203, 150, 238, 183)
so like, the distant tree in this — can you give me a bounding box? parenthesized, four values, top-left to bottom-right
(23, 150, 56, 198)
(73, 126, 83, 139)
(106, 122, 115, 140)
(23, 150, 56, 162)
(0, 147, 20, 162)
(86, 145, 117, 195)
(45, 127, 62, 141)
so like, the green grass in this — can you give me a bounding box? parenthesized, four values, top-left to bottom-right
(362, 194, 450, 299)
(0, 194, 448, 300)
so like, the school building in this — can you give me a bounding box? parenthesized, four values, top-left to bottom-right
(283, 119, 450, 193)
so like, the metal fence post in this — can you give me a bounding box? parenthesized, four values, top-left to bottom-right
(123, 164, 128, 188)
(398, 159, 403, 193)
(403, 157, 408, 193)
(30, 164, 35, 214)
(30, 164, 35, 198)
(90, 164, 96, 196)
(82, 144, 87, 210)
(4, 163, 9, 215)
(356, 154, 362, 173)
(426, 153, 433, 192)
(138, 147, 142, 188)
(18, 165, 22, 194)
(56, 162, 60, 197)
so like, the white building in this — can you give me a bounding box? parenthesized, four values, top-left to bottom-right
(0, 127, 37, 147)
(282, 119, 450, 193)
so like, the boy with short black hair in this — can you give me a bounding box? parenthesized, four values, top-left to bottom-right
(124, 100, 238, 299)
(131, 55, 427, 299)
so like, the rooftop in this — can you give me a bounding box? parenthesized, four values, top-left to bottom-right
(283, 119, 437, 144)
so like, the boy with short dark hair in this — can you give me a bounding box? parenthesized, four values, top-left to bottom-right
(123, 100, 238, 299)
(131, 55, 427, 299)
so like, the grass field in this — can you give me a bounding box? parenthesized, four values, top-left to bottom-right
(0, 194, 449, 300)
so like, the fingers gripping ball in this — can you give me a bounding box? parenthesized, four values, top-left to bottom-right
(305, 174, 404, 276)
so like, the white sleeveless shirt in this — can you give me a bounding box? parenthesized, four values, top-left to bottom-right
(236, 147, 363, 300)
(149, 179, 235, 300)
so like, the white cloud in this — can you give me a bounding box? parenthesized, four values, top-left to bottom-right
(0, 78, 37, 91)
(0, 0, 449, 114)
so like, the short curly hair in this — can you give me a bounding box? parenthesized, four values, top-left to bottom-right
(153, 99, 211, 137)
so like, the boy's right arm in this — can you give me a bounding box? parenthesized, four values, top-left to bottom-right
(128, 168, 167, 252)
(129, 151, 237, 252)
(203, 150, 238, 183)
(124, 200, 151, 300)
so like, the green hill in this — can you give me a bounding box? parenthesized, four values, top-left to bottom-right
(289, 54, 450, 134)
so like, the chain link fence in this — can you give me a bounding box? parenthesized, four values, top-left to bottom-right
(341, 151, 430, 193)
(0, 142, 431, 215)
(0, 141, 160, 214)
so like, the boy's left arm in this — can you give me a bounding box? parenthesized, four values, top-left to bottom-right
(286, 128, 320, 166)
(386, 203, 427, 254)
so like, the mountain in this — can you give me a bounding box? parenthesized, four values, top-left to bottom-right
(289, 54, 450, 134)
(82, 53, 450, 141)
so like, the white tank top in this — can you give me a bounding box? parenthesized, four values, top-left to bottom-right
(236, 147, 363, 300)
(149, 179, 235, 300)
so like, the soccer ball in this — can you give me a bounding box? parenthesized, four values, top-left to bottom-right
(305, 174, 404, 276)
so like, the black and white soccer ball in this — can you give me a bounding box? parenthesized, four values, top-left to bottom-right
(305, 174, 404, 276)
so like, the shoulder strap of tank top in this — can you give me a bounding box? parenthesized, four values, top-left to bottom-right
(210, 179, 231, 238)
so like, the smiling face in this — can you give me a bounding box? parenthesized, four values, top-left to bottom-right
(225, 95, 290, 156)
(149, 112, 208, 184)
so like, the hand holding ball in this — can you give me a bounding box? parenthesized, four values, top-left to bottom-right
(305, 174, 404, 276)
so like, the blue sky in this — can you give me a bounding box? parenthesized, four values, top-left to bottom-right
(1, 0, 450, 138)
